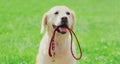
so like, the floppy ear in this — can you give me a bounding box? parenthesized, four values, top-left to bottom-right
(41, 13, 48, 33)
(71, 11, 76, 30)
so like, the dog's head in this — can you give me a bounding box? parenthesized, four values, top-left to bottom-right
(41, 6, 75, 34)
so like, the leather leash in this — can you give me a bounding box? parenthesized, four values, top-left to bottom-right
(48, 26, 82, 61)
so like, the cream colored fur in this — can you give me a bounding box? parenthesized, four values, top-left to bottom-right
(36, 6, 76, 64)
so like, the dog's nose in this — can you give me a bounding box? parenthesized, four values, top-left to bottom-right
(61, 17, 68, 25)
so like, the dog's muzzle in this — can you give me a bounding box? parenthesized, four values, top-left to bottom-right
(52, 17, 68, 34)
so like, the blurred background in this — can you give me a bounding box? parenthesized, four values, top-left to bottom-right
(0, 0, 120, 64)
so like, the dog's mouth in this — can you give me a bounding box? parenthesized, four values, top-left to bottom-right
(52, 24, 68, 34)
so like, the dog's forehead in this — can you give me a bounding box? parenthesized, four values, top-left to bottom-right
(48, 6, 71, 13)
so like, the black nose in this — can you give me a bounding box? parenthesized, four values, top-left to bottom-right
(61, 17, 68, 25)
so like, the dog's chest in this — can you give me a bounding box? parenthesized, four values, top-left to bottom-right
(54, 42, 69, 57)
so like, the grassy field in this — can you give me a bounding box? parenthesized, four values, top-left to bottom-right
(0, 0, 120, 64)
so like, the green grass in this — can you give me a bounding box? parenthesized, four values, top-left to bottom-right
(0, 0, 120, 64)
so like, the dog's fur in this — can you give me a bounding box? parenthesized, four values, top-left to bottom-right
(36, 6, 76, 64)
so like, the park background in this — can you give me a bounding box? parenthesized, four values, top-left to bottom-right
(0, 0, 120, 64)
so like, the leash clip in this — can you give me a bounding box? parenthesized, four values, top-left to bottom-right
(52, 41, 55, 62)
(52, 51, 55, 62)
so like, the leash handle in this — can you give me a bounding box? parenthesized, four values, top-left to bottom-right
(67, 27, 82, 60)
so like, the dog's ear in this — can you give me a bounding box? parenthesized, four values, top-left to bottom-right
(41, 13, 48, 33)
(71, 11, 76, 30)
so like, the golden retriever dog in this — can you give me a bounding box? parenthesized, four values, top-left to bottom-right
(36, 6, 76, 64)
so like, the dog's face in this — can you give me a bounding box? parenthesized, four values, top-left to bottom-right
(41, 6, 75, 34)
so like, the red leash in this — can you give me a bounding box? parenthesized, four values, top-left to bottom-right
(48, 26, 82, 60)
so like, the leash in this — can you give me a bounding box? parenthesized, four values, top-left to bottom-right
(48, 26, 82, 61)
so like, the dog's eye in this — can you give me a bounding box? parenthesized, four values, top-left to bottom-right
(54, 11, 59, 15)
(66, 12, 70, 15)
